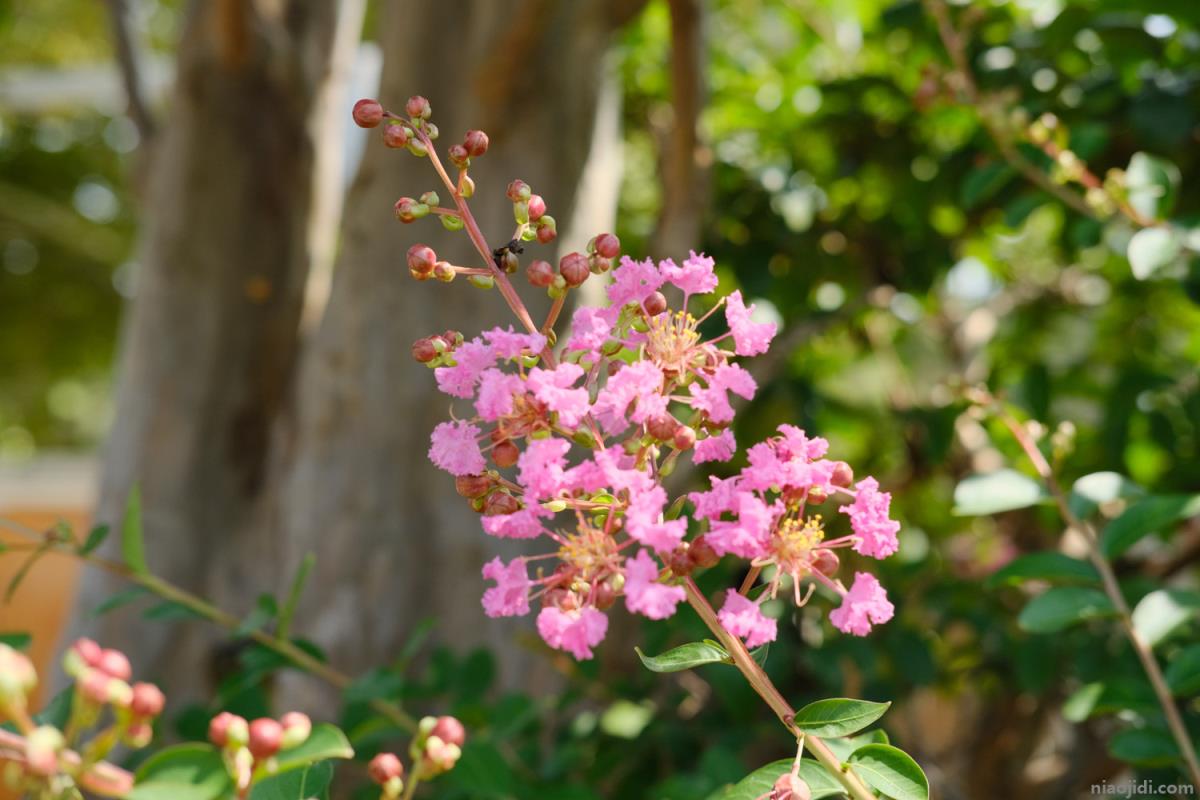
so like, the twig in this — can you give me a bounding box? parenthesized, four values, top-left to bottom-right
(103, 0, 156, 144)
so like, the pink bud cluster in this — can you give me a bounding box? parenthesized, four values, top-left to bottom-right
(208, 710, 313, 794)
(368, 715, 465, 799)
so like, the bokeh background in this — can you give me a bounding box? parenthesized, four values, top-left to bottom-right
(2, 0, 1199, 798)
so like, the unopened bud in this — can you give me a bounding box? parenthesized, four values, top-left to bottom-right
(447, 143, 470, 169)
(593, 232, 621, 259)
(536, 216, 557, 243)
(506, 179, 532, 203)
(806, 486, 828, 505)
(667, 547, 693, 577)
(491, 440, 520, 468)
(429, 716, 466, 748)
(440, 214, 465, 232)
(463, 130, 489, 157)
(830, 462, 854, 488)
(209, 711, 248, 749)
(124, 721, 153, 748)
(559, 252, 589, 288)
(672, 426, 696, 451)
(527, 194, 546, 221)
(812, 549, 840, 577)
(395, 197, 418, 223)
(130, 682, 165, 718)
(24, 726, 63, 777)
(500, 250, 519, 274)
(0, 644, 37, 702)
(248, 718, 283, 760)
(406, 244, 437, 277)
(455, 474, 491, 498)
(383, 124, 410, 149)
(589, 253, 612, 274)
(352, 98, 384, 128)
(469, 274, 495, 290)
(433, 262, 456, 283)
(527, 259, 555, 287)
(369, 752, 405, 785)
(98, 649, 132, 681)
(773, 772, 812, 800)
(643, 291, 667, 316)
(406, 138, 428, 158)
(484, 492, 520, 516)
(646, 414, 680, 441)
(688, 535, 721, 569)
(425, 123, 439, 140)
(460, 174, 476, 198)
(513, 200, 530, 225)
(405, 95, 431, 120)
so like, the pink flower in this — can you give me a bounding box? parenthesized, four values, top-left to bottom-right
(659, 251, 718, 296)
(593, 361, 666, 434)
(725, 291, 777, 357)
(481, 557, 531, 618)
(475, 368, 523, 421)
(829, 572, 894, 636)
(687, 363, 757, 424)
(434, 340, 495, 398)
(517, 438, 569, 501)
(776, 425, 828, 461)
(481, 507, 549, 539)
(623, 550, 685, 620)
(483, 326, 547, 359)
(607, 256, 665, 309)
(706, 492, 776, 559)
(565, 307, 612, 359)
(717, 590, 777, 649)
(689, 475, 743, 520)
(626, 485, 687, 553)
(840, 477, 900, 559)
(527, 363, 591, 428)
(536, 606, 609, 660)
(428, 420, 485, 476)
(693, 429, 736, 463)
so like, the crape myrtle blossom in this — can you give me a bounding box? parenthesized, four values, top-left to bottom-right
(417, 250, 905, 658)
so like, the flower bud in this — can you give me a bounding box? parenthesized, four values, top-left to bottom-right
(588, 254, 612, 274)
(98, 649, 132, 681)
(527, 194, 546, 221)
(440, 214, 465, 232)
(455, 474, 491, 499)
(483, 492, 520, 516)
(593, 580, 618, 610)
(419, 191, 440, 207)
(425, 123, 439, 140)
(383, 124, 410, 149)
(422, 736, 462, 774)
(672, 426, 696, 451)
(830, 462, 854, 488)
(405, 95, 431, 120)
(430, 716, 466, 748)
(806, 486, 828, 505)
(491, 440, 520, 468)
(643, 291, 667, 316)
(79, 669, 113, 705)
(352, 98, 384, 128)
(0, 644, 37, 703)
(500, 250, 520, 274)
(773, 772, 812, 800)
(688, 535, 721, 569)
(460, 174, 476, 198)
(559, 252, 589, 288)
(536, 216, 557, 243)
(411, 338, 439, 363)
(447, 143, 470, 169)
(407, 244, 437, 277)
(248, 718, 283, 760)
(513, 200, 530, 225)
(369, 752, 405, 785)
(24, 725, 63, 777)
(593, 232, 621, 259)
(209, 711, 248, 749)
(646, 414, 680, 441)
(406, 138, 429, 157)
(506, 179, 532, 203)
(812, 549, 839, 577)
(130, 682, 165, 718)
(124, 721, 153, 748)
(279, 712, 312, 750)
(527, 259, 555, 287)
(469, 274, 495, 290)
(667, 547, 693, 577)
(395, 197, 418, 223)
(463, 129, 489, 157)
(433, 262, 456, 283)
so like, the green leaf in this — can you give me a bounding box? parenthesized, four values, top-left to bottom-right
(1108, 728, 1180, 767)
(1017, 587, 1116, 634)
(791, 698, 890, 738)
(278, 553, 315, 640)
(1128, 227, 1182, 280)
(236, 594, 279, 637)
(1062, 682, 1105, 722)
(90, 586, 150, 618)
(821, 729, 890, 762)
(986, 552, 1099, 588)
(249, 761, 334, 800)
(0, 632, 31, 650)
(271, 724, 353, 776)
(1125, 152, 1180, 221)
(952, 469, 1046, 515)
(1131, 589, 1200, 647)
(709, 759, 844, 800)
(122, 485, 148, 575)
(750, 642, 769, 668)
(1100, 494, 1200, 558)
(600, 699, 655, 739)
(129, 744, 232, 800)
(78, 524, 110, 556)
(960, 161, 1015, 209)
(847, 744, 930, 800)
(143, 601, 207, 622)
(1067, 472, 1143, 519)
(635, 641, 730, 672)
(1165, 644, 1200, 696)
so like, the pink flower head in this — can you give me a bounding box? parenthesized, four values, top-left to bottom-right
(693, 428, 736, 463)
(829, 572, 894, 636)
(607, 256, 665, 309)
(483, 326, 547, 360)
(717, 590, 777, 649)
(840, 477, 900, 559)
(527, 363, 591, 428)
(536, 606, 609, 660)
(428, 420, 485, 476)
(475, 368, 523, 421)
(776, 425, 829, 461)
(565, 306, 612, 359)
(725, 291, 777, 357)
(517, 438, 570, 501)
(625, 485, 687, 553)
(481, 506, 550, 539)
(481, 557, 531, 618)
(687, 363, 757, 424)
(593, 361, 667, 435)
(659, 251, 718, 297)
(434, 339, 495, 398)
(706, 492, 776, 559)
(623, 550, 686, 620)
(689, 475, 743, 520)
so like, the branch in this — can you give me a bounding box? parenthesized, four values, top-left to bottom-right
(104, 0, 157, 144)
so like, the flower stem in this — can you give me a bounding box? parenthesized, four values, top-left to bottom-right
(682, 579, 878, 800)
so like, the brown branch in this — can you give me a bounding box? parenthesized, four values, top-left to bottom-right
(104, 0, 156, 144)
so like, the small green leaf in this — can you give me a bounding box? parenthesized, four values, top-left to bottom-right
(635, 641, 730, 672)
(709, 759, 843, 800)
(1062, 682, 1104, 722)
(1108, 728, 1180, 767)
(143, 601, 207, 622)
(1131, 589, 1200, 647)
(1067, 472, 1143, 519)
(250, 761, 334, 800)
(750, 642, 769, 668)
(986, 552, 1100, 587)
(90, 586, 150, 618)
(271, 724, 353, 776)
(953, 469, 1046, 515)
(1101, 494, 1200, 558)
(1017, 587, 1116, 634)
(130, 744, 232, 800)
(1165, 644, 1200, 696)
(277, 553, 315, 640)
(847, 744, 930, 800)
(821, 729, 890, 762)
(78, 524, 110, 556)
(122, 485, 148, 575)
(600, 699, 654, 739)
(0, 632, 32, 650)
(236, 594, 279, 637)
(1128, 227, 1182, 280)
(792, 698, 890, 738)
(960, 161, 1015, 209)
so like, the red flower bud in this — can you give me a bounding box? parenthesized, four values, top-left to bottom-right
(407, 244, 437, 277)
(500, 250, 520, 274)
(593, 580, 618, 610)
(80, 669, 113, 705)
(667, 547, 693, 577)
(646, 414, 680, 441)
(506, 179, 532, 202)
(806, 486, 828, 505)
(433, 261, 456, 282)
(812, 549, 840, 577)
(527, 194, 546, 221)
(455, 474, 491, 498)
(643, 291, 668, 316)
(73, 638, 103, 668)
(491, 440, 520, 468)
(527, 259, 555, 287)
(483, 491, 519, 516)
(588, 254, 612, 274)
(672, 426, 697, 451)
(352, 98, 384, 128)
(368, 752, 404, 784)
(395, 197, 418, 223)
(98, 649, 132, 681)
(405, 95, 431, 120)
(430, 716, 466, 748)
(383, 124, 409, 149)
(536, 217, 557, 244)
(688, 535, 721, 569)
(830, 461, 854, 488)
(411, 338, 438, 363)
(130, 682, 165, 718)
(559, 252, 589, 288)
(463, 130, 489, 157)
(447, 143, 470, 169)
(208, 712, 246, 748)
(593, 232, 620, 259)
(248, 718, 283, 760)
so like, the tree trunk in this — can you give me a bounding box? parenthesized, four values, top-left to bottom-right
(67, 0, 360, 703)
(259, 0, 642, 702)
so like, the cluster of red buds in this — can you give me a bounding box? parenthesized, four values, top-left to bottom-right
(208, 710, 313, 795)
(367, 715, 464, 799)
(504, 178, 557, 245)
(0, 640, 164, 797)
(526, 231, 621, 299)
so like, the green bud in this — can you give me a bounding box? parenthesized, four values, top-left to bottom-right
(420, 191, 440, 206)
(460, 175, 476, 198)
(440, 214, 464, 231)
(520, 225, 538, 242)
(513, 201, 530, 225)
(407, 139, 428, 157)
(542, 500, 568, 512)
(411, 203, 430, 219)
(468, 274, 495, 290)
(529, 428, 552, 440)
(572, 430, 597, 449)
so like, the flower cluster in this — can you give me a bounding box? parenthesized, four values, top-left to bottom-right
(0, 640, 165, 797)
(357, 94, 902, 663)
(207, 709, 314, 795)
(367, 716, 465, 800)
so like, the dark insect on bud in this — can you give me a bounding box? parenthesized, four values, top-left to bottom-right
(646, 414, 680, 441)
(559, 252, 589, 288)
(593, 232, 620, 259)
(812, 549, 840, 577)
(588, 254, 612, 274)
(491, 440, 520, 468)
(643, 291, 668, 316)
(405, 95, 431, 120)
(463, 130, 489, 158)
(527, 259, 555, 287)
(447, 143, 470, 169)
(688, 535, 721, 569)
(383, 123, 410, 148)
(483, 491, 519, 516)
(352, 98, 384, 128)
(830, 461, 854, 488)
(455, 474, 491, 498)
(672, 425, 697, 451)
(407, 244, 437, 276)
(506, 179, 532, 203)
(411, 338, 438, 363)
(527, 194, 546, 221)
(500, 250, 520, 274)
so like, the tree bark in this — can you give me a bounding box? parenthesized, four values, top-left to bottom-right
(67, 0, 360, 703)
(257, 0, 642, 702)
